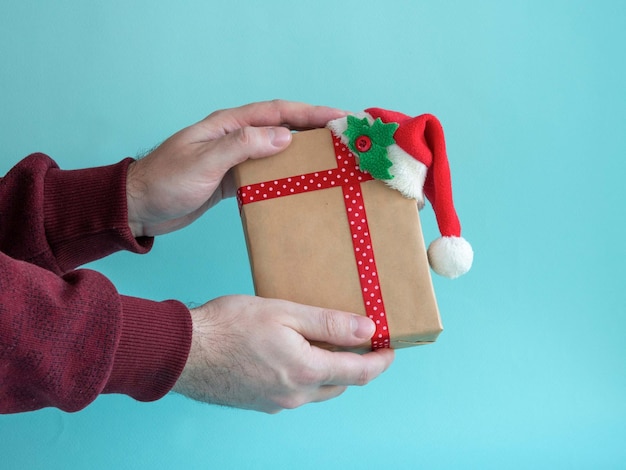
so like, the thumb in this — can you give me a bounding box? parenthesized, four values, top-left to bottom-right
(291, 308, 376, 347)
(207, 125, 292, 172)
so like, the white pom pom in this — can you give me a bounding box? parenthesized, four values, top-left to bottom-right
(427, 236, 473, 279)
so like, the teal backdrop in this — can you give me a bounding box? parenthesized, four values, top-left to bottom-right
(1, 1, 625, 468)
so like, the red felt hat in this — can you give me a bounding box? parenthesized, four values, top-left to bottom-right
(328, 108, 473, 278)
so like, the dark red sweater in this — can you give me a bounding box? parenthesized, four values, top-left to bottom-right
(0, 154, 192, 413)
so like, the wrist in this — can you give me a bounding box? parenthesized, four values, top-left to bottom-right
(104, 296, 193, 401)
(126, 160, 146, 238)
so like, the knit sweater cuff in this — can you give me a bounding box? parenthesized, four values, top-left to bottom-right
(104, 296, 192, 401)
(44, 158, 153, 271)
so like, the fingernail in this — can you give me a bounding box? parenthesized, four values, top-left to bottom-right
(351, 315, 375, 339)
(270, 127, 292, 147)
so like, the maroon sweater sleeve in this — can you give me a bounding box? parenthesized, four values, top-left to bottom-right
(0, 153, 152, 271)
(0, 154, 192, 413)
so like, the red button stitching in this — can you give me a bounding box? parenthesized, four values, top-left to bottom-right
(355, 135, 372, 152)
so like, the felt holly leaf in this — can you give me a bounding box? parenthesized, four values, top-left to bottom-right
(344, 116, 398, 180)
(358, 147, 394, 180)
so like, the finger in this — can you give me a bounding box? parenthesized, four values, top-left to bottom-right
(201, 125, 293, 174)
(203, 100, 348, 135)
(313, 348, 395, 387)
(310, 385, 348, 404)
(286, 304, 376, 347)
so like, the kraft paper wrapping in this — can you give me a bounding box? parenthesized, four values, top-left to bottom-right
(233, 128, 442, 351)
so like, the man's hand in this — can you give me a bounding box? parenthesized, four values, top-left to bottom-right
(172, 296, 395, 413)
(126, 100, 347, 237)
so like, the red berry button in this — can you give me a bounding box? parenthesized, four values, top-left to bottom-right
(355, 135, 372, 152)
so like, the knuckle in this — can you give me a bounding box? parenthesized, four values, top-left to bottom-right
(355, 367, 373, 386)
(268, 98, 286, 109)
(330, 386, 348, 400)
(276, 394, 307, 410)
(294, 363, 324, 387)
(206, 107, 227, 121)
(319, 309, 348, 339)
(235, 126, 254, 146)
(268, 99, 287, 124)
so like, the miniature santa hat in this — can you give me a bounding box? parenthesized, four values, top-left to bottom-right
(328, 108, 473, 278)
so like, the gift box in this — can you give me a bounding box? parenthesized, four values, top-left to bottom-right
(237, 129, 454, 353)
(234, 109, 472, 351)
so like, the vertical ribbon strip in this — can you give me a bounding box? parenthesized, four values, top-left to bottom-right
(237, 135, 390, 349)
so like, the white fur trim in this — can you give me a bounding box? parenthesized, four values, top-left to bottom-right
(326, 113, 426, 206)
(427, 236, 473, 279)
(326, 111, 371, 147)
(385, 145, 427, 208)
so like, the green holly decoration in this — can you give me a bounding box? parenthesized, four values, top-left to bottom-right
(343, 115, 399, 180)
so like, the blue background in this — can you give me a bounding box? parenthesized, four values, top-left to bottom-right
(1, 1, 625, 468)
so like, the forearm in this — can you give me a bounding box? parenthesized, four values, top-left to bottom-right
(0, 153, 152, 274)
(0, 250, 192, 413)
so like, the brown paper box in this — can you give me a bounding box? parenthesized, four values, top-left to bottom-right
(233, 128, 442, 351)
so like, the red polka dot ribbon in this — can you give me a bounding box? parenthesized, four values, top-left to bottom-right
(237, 135, 391, 349)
